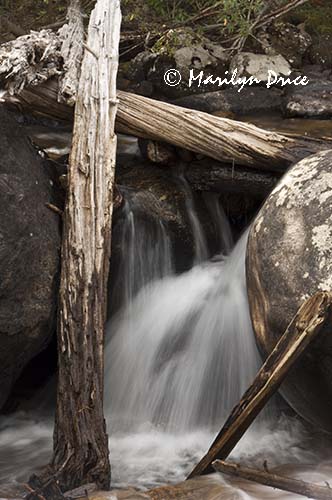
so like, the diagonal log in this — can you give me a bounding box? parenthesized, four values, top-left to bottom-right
(187, 291, 332, 479)
(213, 460, 332, 500)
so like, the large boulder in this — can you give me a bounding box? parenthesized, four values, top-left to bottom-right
(246, 149, 332, 432)
(0, 107, 60, 408)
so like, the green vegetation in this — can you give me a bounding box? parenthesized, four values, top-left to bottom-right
(146, 0, 264, 36)
(293, 1, 332, 35)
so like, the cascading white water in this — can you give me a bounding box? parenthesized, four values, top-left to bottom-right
(1, 187, 330, 495)
(177, 174, 210, 263)
(109, 188, 174, 311)
(102, 190, 274, 487)
(105, 231, 261, 433)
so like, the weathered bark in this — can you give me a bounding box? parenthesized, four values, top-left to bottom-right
(58, 0, 84, 105)
(6, 79, 331, 171)
(187, 291, 332, 479)
(50, 0, 121, 491)
(0, 27, 330, 172)
(213, 460, 332, 500)
(0, 30, 62, 93)
(115, 91, 331, 171)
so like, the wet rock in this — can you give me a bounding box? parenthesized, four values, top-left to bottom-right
(266, 22, 312, 67)
(113, 160, 222, 273)
(125, 50, 157, 82)
(172, 87, 283, 115)
(284, 79, 332, 118)
(230, 52, 291, 82)
(247, 149, 332, 433)
(0, 106, 60, 409)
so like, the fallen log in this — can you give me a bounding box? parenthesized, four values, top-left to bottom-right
(115, 90, 331, 172)
(213, 460, 332, 500)
(187, 291, 332, 479)
(8, 80, 330, 172)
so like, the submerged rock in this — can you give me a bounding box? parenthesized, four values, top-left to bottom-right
(0, 106, 60, 409)
(113, 160, 224, 275)
(246, 149, 332, 433)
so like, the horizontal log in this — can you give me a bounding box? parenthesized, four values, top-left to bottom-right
(213, 460, 332, 500)
(3, 78, 330, 173)
(187, 291, 332, 478)
(1, 30, 331, 171)
(115, 90, 330, 172)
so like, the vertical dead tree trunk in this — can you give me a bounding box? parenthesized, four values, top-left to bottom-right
(51, 0, 121, 491)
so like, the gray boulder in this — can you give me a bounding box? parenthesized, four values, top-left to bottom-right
(284, 79, 332, 118)
(247, 149, 332, 433)
(128, 29, 230, 98)
(230, 52, 291, 82)
(265, 22, 312, 67)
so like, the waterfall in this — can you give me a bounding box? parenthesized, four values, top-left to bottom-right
(0, 187, 320, 492)
(109, 188, 174, 312)
(105, 231, 261, 433)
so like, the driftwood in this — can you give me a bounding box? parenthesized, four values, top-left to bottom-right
(58, 0, 84, 105)
(114, 92, 330, 173)
(25, 476, 67, 500)
(213, 460, 332, 500)
(48, 0, 121, 491)
(7, 79, 330, 172)
(0, 27, 330, 172)
(187, 291, 332, 479)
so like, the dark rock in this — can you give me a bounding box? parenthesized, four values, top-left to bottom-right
(265, 22, 312, 67)
(113, 160, 231, 276)
(247, 149, 332, 433)
(172, 87, 283, 115)
(0, 106, 60, 409)
(125, 50, 157, 82)
(284, 79, 332, 118)
(307, 34, 332, 69)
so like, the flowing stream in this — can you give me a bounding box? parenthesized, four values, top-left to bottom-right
(1, 183, 332, 497)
